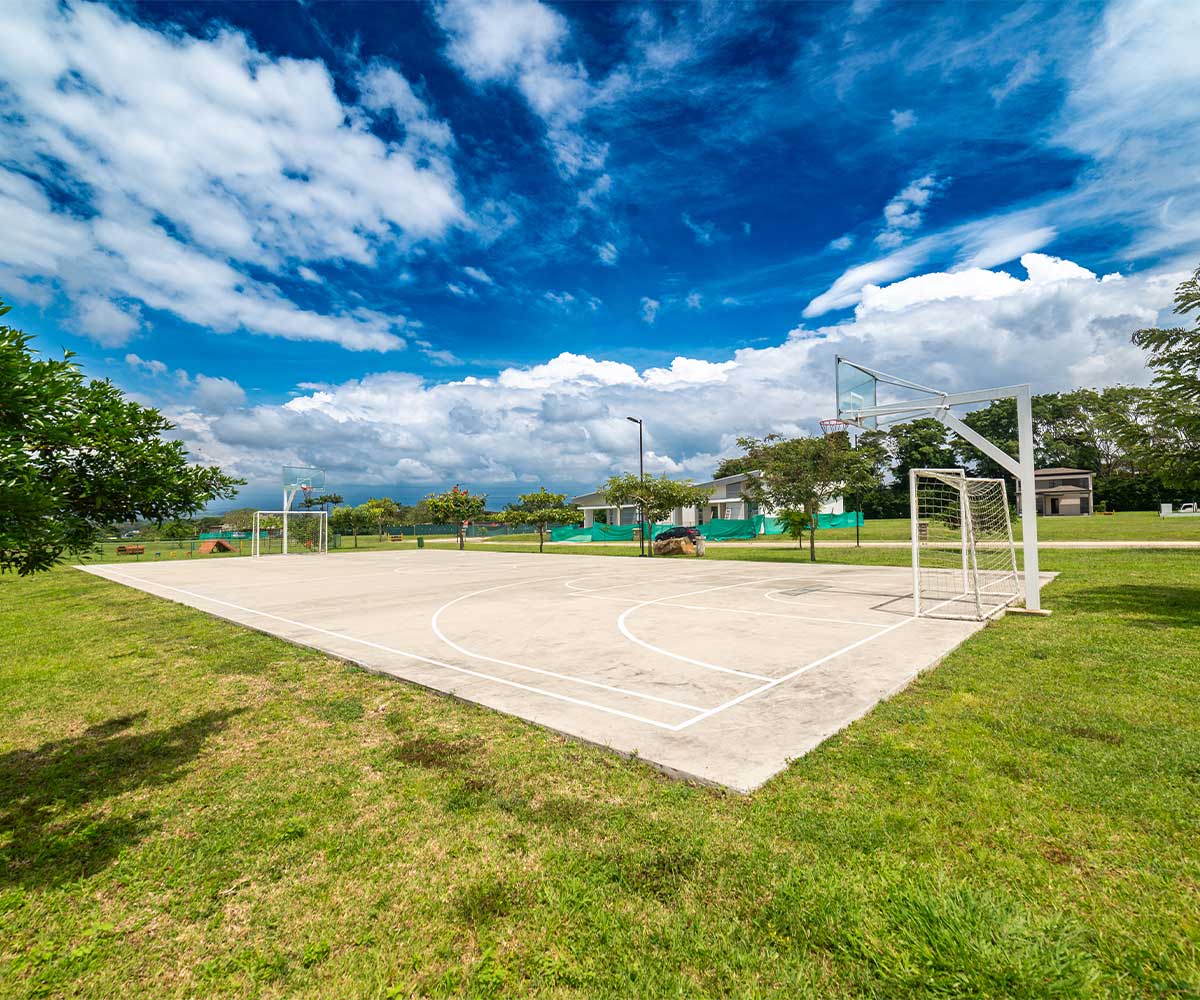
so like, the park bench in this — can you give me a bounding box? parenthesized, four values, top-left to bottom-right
(389, 534, 405, 541)
(116, 544, 145, 555)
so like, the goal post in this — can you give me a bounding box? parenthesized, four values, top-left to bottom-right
(252, 510, 328, 557)
(911, 468, 1019, 620)
(835, 357, 1044, 613)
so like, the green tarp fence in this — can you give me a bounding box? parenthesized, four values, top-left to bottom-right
(199, 530, 267, 539)
(548, 511, 864, 543)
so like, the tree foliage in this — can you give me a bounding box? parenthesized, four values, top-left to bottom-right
(602, 474, 712, 555)
(425, 486, 487, 550)
(736, 433, 880, 561)
(0, 301, 241, 575)
(1126, 264, 1200, 491)
(500, 487, 579, 552)
(362, 497, 401, 540)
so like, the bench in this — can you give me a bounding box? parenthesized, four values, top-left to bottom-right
(389, 534, 405, 542)
(116, 544, 145, 555)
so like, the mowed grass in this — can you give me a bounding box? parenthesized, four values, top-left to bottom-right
(1, 548, 1198, 998)
(805, 510, 1200, 543)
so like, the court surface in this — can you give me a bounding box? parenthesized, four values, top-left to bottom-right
(80, 549, 1049, 792)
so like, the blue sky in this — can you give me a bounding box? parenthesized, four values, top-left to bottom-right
(2, 0, 1198, 509)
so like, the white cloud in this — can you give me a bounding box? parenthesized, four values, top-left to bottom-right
(171, 255, 1175, 498)
(890, 108, 917, 131)
(0, 1, 462, 351)
(876, 174, 939, 248)
(125, 353, 167, 376)
(447, 282, 473, 298)
(828, 234, 855, 252)
(595, 241, 620, 266)
(357, 63, 455, 151)
(76, 296, 141, 346)
(543, 290, 576, 309)
(297, 266, 321, 283)
(682, 212, 721, 246)
(804, 239, 936, 316)
(990, 54, 1041, 103)
(436, 0, 605, 176)
(192, 374, 247, 414)
(686, 291, 702, 310)
(463, 265, 495, 284)
(640, 297, 660, 324)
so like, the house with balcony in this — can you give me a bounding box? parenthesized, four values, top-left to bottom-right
(1015, 467, 1095, 516)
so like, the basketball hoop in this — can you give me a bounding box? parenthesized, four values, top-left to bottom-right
(820, 418, 848, 437)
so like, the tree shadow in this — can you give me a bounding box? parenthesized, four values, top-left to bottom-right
(0, 708, 245, 888)
(1070, 584, 1200, 628)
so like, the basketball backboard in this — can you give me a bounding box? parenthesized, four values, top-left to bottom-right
(282, 466, 326, 492)
(835, 357, 879, 428)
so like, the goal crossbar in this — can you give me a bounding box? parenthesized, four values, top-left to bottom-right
(910, 469, 1020, 620)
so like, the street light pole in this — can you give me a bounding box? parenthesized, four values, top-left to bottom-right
(627, 416, 645, 557)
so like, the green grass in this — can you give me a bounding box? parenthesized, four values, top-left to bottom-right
(804, 510, 1200, 543)
(1, 548, 1198, 997)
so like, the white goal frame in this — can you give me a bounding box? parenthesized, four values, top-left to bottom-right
(252, 510, 328, 557)
(910, 468, 1020, 620)
(836, 356, 1045, 613)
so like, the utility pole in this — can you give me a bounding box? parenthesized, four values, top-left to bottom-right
(627, 416, 645, 557)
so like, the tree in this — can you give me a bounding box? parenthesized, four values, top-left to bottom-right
(362, 497, 401, 540)
(1127, 264, 1200, 492)
(425, 486, 487, 550)
(500, 487, 580, 553)
(737, 434, 880, 562)
(712, 454, 757, 480)
(0, 301, 241, 575)
(601, 474, 712, 556)
(888, 418, 958, 486)
(223, 507, 258, 531)
(331, 504, 372, 547)
(302, 492, 344, 515)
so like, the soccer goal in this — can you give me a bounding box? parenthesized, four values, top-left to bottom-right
(252, 510, 328, 556)
(910, 468, 1019, 620)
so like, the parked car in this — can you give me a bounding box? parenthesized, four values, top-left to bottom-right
(655, 525, 701, 542)
(1181, 503, 1198, 514)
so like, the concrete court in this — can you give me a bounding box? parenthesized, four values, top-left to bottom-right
(80, 549, 1048, 792)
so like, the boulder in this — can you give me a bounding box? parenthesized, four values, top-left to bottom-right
(653, 537, 696, 556)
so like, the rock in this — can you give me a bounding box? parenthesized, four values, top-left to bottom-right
(653, 537, 696, 556)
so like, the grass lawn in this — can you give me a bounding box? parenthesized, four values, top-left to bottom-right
(750, 510, 1200, 544)
(1, 548, 1197, 998)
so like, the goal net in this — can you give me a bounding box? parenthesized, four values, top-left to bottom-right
(252, 510, 328, 557)
(910, 469, 1019, 620)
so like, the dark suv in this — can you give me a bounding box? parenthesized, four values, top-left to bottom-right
(655, 525, 701, 542)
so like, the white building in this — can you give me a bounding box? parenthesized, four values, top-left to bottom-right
(571, 471, 843, 528)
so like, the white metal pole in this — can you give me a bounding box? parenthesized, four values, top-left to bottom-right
(1016, 386, 1042, 611)
(282, 488, 292, 557)
(959, 474, 970, 596)
(909, 469, 921, 617)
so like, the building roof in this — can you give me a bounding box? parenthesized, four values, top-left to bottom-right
(1037, 484, 1091, 494)
(572, 469, 763, 507)
(1034, 467, 1093, 475)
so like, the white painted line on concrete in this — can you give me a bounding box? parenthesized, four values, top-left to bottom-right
(429, 580, 708, 712)
(669, 614, 918, 732)
(93, 568, 683, 731)
(616, 579, 776, 682)
(568, 589, 888, 629)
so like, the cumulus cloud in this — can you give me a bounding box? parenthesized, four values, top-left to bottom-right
(76, 296, 141, 346)
(436, 0, 605, 176)
(686, 291, 703, 310)
(876, 175, 939, 248)
(0, 1, 461, 351)
(890, 108, 917, 131)
(125, 353, 168, 376)
(828, 234, 855, 252)
(192, 375, 247, 414)
(177, 254, 1176, 493)
(166, 254, 1173, 499)
(640, 297, 661, 324)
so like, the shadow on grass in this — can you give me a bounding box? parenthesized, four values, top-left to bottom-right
(0, 708, 245, 888)
(1070, 584, 1200, 628)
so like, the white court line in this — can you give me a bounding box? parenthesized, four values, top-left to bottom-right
(616, 579, 776, 682)
(92, 568, 683, 730)
(429, 578, 707, 712)
(670, 614, 919, 731)
(567, 589, 889, 629)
